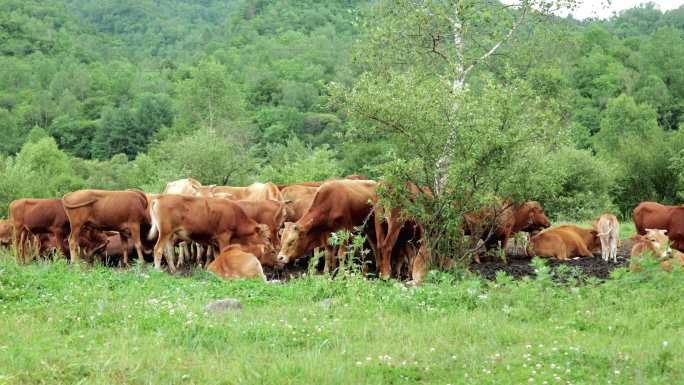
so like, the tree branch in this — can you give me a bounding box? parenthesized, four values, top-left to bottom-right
(462, 6, 528, 79)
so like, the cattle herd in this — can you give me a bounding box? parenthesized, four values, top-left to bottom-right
(1, 176, 684, 283)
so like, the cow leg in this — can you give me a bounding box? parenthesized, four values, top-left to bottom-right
(68, 225, 83, 263)
(178, 241, 188, 268)
(373, 203, 387, 274)
(610, 236, 618, 263)
(29, 235, 40, 262)
(119, 233, 130, 267)
(15, 229, 26, 264)
(53, 229, 67, 260)
(128, 222, 145, 267)
(196, 243, 204, 268)
(153, 232, 171, 271)
(337, 241, 348, 271)
(323, 243, 335, 274)
(410, 243, 429, 285)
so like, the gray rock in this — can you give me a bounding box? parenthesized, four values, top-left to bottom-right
(319, 298, 336, 309)
(205, 298, 243, 313)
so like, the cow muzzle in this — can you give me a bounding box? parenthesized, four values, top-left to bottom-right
(277, 254, 289, 264)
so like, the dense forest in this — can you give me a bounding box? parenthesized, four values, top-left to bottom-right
(1, 0, 683, 222)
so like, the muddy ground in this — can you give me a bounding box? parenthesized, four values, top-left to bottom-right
(468, 238, 635, 281)
(265, 238, 637, 282)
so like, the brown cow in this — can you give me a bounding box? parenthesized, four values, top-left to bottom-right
(277, 179, 378, 271)
(528, 225, 600, 260)
(63, 190, 150, 265)
(148, 195, 276, 273)
(373, 181, 432, 281)
(276, 175, 369, 191)
(633, 202, 684, 252)
(208, 245, 267, 281)
(0, 219, 12, 248)
(464, 199, 551, 262)
(9, 198, 71, 262)
(281, 184, 317, 222)
(233, 199, 286, 247)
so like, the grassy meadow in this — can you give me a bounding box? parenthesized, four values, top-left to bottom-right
(0, 249, 683, 385)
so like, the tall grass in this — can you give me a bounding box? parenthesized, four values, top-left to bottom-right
(0, 250, 682, 384)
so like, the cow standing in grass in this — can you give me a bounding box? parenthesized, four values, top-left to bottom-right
(592, 213, 620, 263)
(63, 190, 150, 265)
(277, 179, 377, 273)
(148, 195, 277, 273)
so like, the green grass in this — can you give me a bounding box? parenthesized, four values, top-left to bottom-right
(1, 251, 683, 384)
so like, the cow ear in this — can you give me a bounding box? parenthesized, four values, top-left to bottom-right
(630, 234, 642, 242)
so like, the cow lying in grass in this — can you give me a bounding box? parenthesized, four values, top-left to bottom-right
(527, 225, 600, 260)
(208, 245, 266, 281)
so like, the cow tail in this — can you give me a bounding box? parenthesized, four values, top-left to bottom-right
(148, 199, 160, 241)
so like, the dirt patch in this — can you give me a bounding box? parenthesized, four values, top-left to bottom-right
(470, 238, 634, 281)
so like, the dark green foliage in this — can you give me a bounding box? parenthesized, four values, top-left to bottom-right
(1, 0, 684, 225)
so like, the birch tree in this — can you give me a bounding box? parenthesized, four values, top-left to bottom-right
(333, 0, 581, 262)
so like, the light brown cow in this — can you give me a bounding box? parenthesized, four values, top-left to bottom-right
(528, 225, 600, 260)
(63, 190, 150, 265)
(208, 245, 267, 281)
(0, 219, 12, 248)
(591, 213, 620, 262)
(633, 202, 684, 252)
(464, 199, 551, 263)
(163, 178, 203, 195)
(210, 182, 283, 201)
(281, 184, 317, 222)
(148, 195, 276, 273)
(233, 199, 286, 246)
(277, 179, 378, 271)
(630, 229, 670, 259)
(9, 198, 71, 262)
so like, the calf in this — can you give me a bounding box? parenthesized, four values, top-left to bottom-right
(208, 245, 267, 281)
(630, 229, 670, 259)
(591, 213, 620, 262)
(0, 219, 12, 248)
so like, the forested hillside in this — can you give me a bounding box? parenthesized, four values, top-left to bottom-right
(1, 1, 683, 220)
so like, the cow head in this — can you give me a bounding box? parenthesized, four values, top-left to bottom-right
(0, 221, 13, 246)
(646, 229, 670, 258)
(196, 185, 217, 198)
(520, 201, 550, 232)
(277, 222, 310, 264)
(80, 228, 111, 261)
(253, 223, 280, 267)
(588, 229, 601, 252)
(631, 229, 670, 258)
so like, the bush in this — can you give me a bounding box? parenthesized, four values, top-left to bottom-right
(542, 147, 617, 220)
(258, 137, 342, 184)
